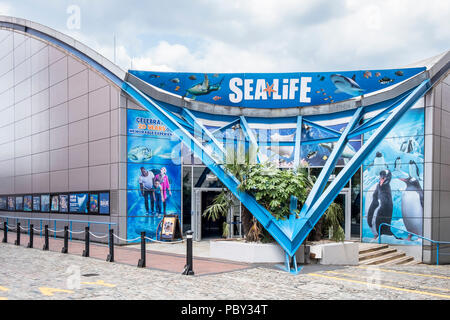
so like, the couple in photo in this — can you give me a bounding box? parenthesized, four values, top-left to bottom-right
(139, 167, 172, 215)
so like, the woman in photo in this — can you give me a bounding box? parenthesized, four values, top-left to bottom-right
(155, 167, 172, 215)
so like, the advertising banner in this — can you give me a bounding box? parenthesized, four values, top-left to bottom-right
(69, 193, 88, 214)
(127, 109, 182, 241)
(130, 67, 425, 109)
(362, 102, 424, 245)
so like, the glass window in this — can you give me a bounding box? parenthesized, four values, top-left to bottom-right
(41, 195, 50, 212)
(32, 196, 41, 212)
(50, 195, 59, 213)
(89, 193, 99, 214)
(23, 195, 32, 212)
(7, 196, 15, 211)
(99, 192, 110, 215)
(59, 195, 69, 213)
(15, 196, 23, 211)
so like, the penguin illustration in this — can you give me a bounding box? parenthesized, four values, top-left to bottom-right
(367, 170, 395, 239)
(399, 177, 423, 240)
(409, 160, 420, 180)
(394, 157, 402, 171)
(373, 151, 389, 170)
(400, 137, 419, 154)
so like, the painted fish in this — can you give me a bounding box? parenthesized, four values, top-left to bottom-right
(395, 71, 404, 76)
(319, 142, 356, 164)
(375, 72, 381, 77)
(307, 151, 318, 159)
(175, 86, 180, 91)
(322, 155, 328, 161)
(170, 78, 180, 83)
(188, 75, 197, 80)
(330, 74, 364, 97)
(212, 96, 222, 101)
(363, 71, 372, 79)
(128, 146, 153, 162)
(149, 74, 160, 78)
(379, 77, 394, 85)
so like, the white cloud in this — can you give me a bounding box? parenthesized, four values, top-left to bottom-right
(2, 0, 449, 73)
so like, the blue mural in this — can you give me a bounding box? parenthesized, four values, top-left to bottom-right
(127, 109, 182, 241)
(130, 67, 425, 109)
(362, 104, 424, 245)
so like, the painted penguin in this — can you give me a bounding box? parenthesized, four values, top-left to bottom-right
(367, 170, 395, 238)
(400, 137, 419, 154)
(409, 160, 420, 180)
(373, 151, 389, 170)
(394, 157, 402, 171)
(399, 177, 423, 240)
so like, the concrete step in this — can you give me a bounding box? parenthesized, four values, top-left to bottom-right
(359, 247, 397, 262)
(358, 244, 389, 255)
(377, 255, 414, 266)
(360, 251, 406, 265)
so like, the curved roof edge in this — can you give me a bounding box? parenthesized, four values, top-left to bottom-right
(0, 15, 126, 85)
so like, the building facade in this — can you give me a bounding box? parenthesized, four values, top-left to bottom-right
(0, 16, 449, 264)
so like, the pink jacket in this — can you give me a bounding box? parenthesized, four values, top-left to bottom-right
(156, 174, 170, 200)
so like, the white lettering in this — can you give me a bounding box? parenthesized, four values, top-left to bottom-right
(244, 79, 254, 100)
(272, 79, 281, 100)
(289, 78, 299, 100)
(229, 78, 243, 103)
(300, 77, 312, 103)
(254, 79, 267, 100)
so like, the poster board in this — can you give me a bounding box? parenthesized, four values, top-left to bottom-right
(160, 215, 182, 241)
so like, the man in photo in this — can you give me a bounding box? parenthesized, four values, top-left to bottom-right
(139, 167, 155, 215)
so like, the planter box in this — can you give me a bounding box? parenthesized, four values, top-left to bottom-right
(210, 240, 358, 265)
(308, 242, 359, 265)
(210, 240, 286, 263)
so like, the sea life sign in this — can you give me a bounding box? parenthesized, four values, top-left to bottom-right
(129, 67, 425, 108)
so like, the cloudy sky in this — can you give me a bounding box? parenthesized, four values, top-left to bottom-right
(1, 0, 449, 73)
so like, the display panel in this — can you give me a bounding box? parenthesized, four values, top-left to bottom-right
(41, 195, 50, 212)
(99, 192, 110, 215)
(69, 193, 88, 214)
(7, 196, 14, 211)
(89, 193, 99, 213)
(59, 195, 68, 213)
(32, 196, 41, 212)
(50, 195, 59, 212)
(0, 197, 6, 210)
(15, 196, 23, 211)
(23, 195, 32, 212)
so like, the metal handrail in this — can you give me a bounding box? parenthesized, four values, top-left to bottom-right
(0, 215, 117, 226)
(378, 222, 450, 265)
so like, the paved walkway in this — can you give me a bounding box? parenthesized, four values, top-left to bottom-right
(0, 232, 251, 276)
(0, 242, 449, 300)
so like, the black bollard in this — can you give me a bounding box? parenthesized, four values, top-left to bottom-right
(27, 224, 34, 248)
(106, 229, 114, 262)
(61, 226, 68, 254)
(43, 225, 49, 250)
(82, 227, 90, 257)
(137, 232, 146, 268)
(14, 222, 20, 246)
(182, 230, 194, 275)
(2, 222, 7, 243)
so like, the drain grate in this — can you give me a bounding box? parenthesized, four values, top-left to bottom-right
(82, 273, 100, 277)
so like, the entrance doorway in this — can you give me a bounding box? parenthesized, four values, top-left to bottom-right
(200, 191, 224, 239)
(335, 188, 358, 240)
(192, 188, 242, 241)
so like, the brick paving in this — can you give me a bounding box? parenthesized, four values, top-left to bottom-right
(0, 229, 449, 300)
(1, 230, 251, 276)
